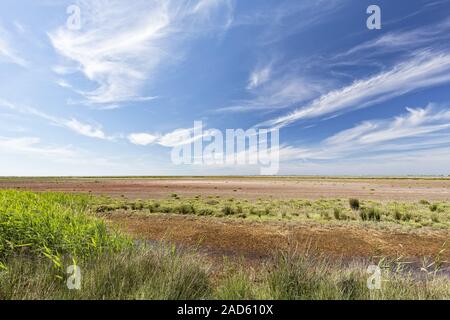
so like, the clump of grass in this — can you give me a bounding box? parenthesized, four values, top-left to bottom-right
(419, 200, 430, 205)
(196, 208, 215, 216)
(264, 252, 376, 300)
(333, 208, 341, 220)
(359, 207, 381, 222)
(320, 211, 332, 221)
(130, 200, 144, 210)
(214, 263, 262, 300)
(176, 204, 195, 215)
(394, 209, 402, 221)
(349, 198, 360, 211)
(431, 213, 440, 223)
(221, 205, 235, 216)
(267, 252, 330, 299)
(402, 212, 412, 222)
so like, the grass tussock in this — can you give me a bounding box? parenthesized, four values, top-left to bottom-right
(349, 198, 360, 211)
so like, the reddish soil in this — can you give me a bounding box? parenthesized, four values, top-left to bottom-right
(1, 177, 450, 201)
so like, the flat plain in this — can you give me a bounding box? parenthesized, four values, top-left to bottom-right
(1, 177, 450, 261)
(2, 176, 450, 200)
(1, 177, 449, 299)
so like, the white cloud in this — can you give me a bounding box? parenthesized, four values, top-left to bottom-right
(49, 0, 234, 106)
(127, 123, 215, 147)
(0, 136, 76, 158)
(0, 135, 126, 175)
(232, 0, 345, 45)
(13, 21, 25, 34)
(325, 105, 450, 147)
(276, 146, 450, 176)
(247, 65, 271, 90)
(64, 118, 108, 140)
(55, 79, 72, 89)
(192, 0, 234, 28)
(0, 24, 27, 66)
(0, 99, 113, 140)
(220, 72, 327, 113)
(278, 105, 450, 163)
(128, 133, 158, 146)
(342, 18, 450, 57)
(157, 128, 195, 147)
(266, 51, 450, 128)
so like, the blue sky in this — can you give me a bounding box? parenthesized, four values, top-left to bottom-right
(1, 0, 450, 176)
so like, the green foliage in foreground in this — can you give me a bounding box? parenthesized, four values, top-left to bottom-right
(0, 190, 130, 266)
(215, 253, 450, 300)
(0, 245, 210, 300)
(94, 195, 450, 229)
(1, 248, 449, 300)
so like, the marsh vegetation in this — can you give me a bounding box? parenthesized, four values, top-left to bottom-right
(1, 190, 449, 300)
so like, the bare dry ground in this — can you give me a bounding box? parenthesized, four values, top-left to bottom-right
(1, 176, 450, 201)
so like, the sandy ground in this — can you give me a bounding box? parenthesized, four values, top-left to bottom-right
(1, 177, 450, 201)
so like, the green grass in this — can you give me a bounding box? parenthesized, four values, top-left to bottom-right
(93, 195, 450, 229)
(0, 245, 210, 300)
(0, 190, 130, 267)
(2, 248, 448, 300)
(258, 252, 449, 300)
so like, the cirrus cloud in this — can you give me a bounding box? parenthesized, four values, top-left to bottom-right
(49, 0, 234, 107)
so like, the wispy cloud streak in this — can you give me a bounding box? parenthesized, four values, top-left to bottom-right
(279, 104, 450, 162)
(0, 99, 113, 140)
(49, 0, 234, 106)
(266, 51, 450, 128)
(0, 24, 27, 66)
